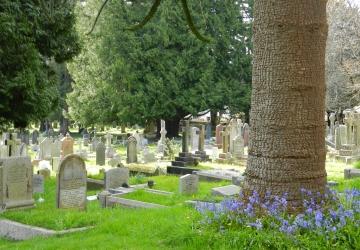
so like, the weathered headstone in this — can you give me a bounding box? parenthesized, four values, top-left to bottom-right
(39, 137, 52, 160)
(0, 157, 34, 210)
(56, 154, 87, 209)
(329, 113, 336, 141)
(32, 130, 39, 145)
(179, 174, 199, 195)
(51, 139, 61, 158)
(133, 132, 141, 152)
(243, 123, 250, 147)
(142, 146, 156, 163)
(126, 136, 137, 163)
(105, 168, 129, 190)
(157, 120, 167, 155)
(52, 157, 61, 172)
(33, 174, 44, 194)
(96, 142, 106, 166)
(191, 127, 200, 152)
(215, 124, 223, 148)
(61, 133, 74, 158)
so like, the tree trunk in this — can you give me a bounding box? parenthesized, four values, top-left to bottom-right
(243, 0, 328, 207)
(210, 110, 218, 137)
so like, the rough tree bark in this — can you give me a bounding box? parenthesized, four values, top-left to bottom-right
(243, 0, 328, 206)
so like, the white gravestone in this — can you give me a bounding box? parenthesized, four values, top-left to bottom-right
(179, 174, 199, 195)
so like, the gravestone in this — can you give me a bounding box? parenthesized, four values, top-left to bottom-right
(191, 127, 200, 152)
(96, 142, 106, 166)
(91, 136, 100, 153)
(142, 146, 156, 163)
(61, 133, 74, 158)
(32, 130, 39, 145)
(233, 135, 244, 159)
(229, 119, 238, 153)
(105, 168, 129, 190)
(33, 174, 44, 194)
(105, 133, 113, 148)
(157, 120, 167, 155)
(19, 143, 28, 157)
(83, 129, 90, 146)
(127, 136, 138, 163)
(179, 174, 199, 195)
(0, 157, 34, 210)
(133, 132, 141, 152)
(243, 123, 250, 147)
(56, 154, 87, 210)
(215, 124, 223, 148)
(329, 113, 336, 141)
(39, 138, 52, 160)
(52, 157, 61, 172)
(51, 139, 61, 158)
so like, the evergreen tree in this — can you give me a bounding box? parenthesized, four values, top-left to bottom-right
(0, 0, 80, 128)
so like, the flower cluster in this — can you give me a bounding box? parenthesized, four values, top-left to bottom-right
(196, 188, 360, 236)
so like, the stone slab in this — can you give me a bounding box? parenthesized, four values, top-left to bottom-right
(0, 219, 92, 241)
(167, 166, 198, 175)
(144, 188, 174, 196)
(344, 168, 360, 179)
(195, 169, 242, 182)
(106, 196, 167, 209)
(211, 185, 240, 197)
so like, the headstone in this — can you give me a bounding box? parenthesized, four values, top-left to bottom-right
(335, 127, 341, 150)
(19, 143, 28, 157)
(329, 113, 336, 141)
(126, 136, 137, 163)
(32, 130, 39, 145)
(142, 146, 156, 163)
(20, 131, 30, 145)
(61, 133, 74, 158)
(51, 139, 61, 158)
(108, 154, 121, 167)
(96, 142, 106, 166)
(205, 123, 212, 140)
(33, 174, 44, 194)
(243, 123, 250, 147)
(52, 157, 61, 172)
(105, 168, 129, 190)
(233, 135, 244, 159)
(91, 136, 100, 153)
(229, 119, 238, 153)
(215, 124, 223, 148)
(339, 125, 347, 145)
(105, 133, 113, 148)
(157, 120, 167, 155)
(190, 127, 200, 151)
(133, 132, 141, 152)
(39, 138, 52, 160)
(0, 157, 34, 210)
(179, 174, 199, 195)
(56, 154, 87, 209)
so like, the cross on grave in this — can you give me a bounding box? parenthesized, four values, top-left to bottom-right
(5, 134, 18, 157)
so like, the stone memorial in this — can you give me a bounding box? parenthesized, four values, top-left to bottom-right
(39, 137, 52, 160)
(33, 174, 44, 194)
(105, 168, 129, 190)
(157, 120, 167, 155)
(179, 174, 199, 195)
(61, 133, 74, 158)
(0, 156, 34, 210)
(96, 142, 106, 166)
(56, 154, 87, 210)
(190, 127, 200, 152)
(243, 123, 250, 147)
(127, 136, 138, 163)
(215, 124, 224, 149)
(51, 139, 61, 158)
(32, 130, 39, 145)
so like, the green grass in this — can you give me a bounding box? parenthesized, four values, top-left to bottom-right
(0, 161, 359, 249)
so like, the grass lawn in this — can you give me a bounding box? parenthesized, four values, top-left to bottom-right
(0, 162, 359, 249)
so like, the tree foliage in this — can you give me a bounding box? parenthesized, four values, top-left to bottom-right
(68, 0, 252, 135)
(0, 0, 80, 128)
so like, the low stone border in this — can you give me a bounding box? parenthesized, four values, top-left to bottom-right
(0, 219, 92, 241)
(344, 168, 360, 179)
(106, 196, 168, 209)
